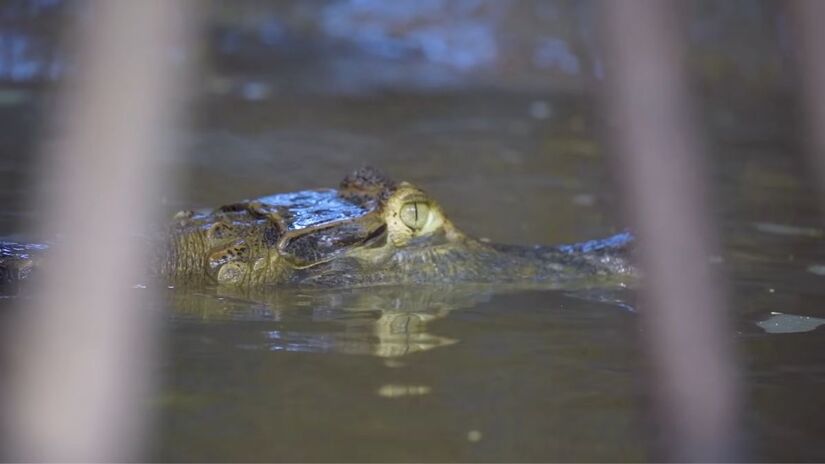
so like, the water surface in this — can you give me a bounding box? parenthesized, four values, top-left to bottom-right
(2, 89, 825, 461)
(1, 1, 824, 460)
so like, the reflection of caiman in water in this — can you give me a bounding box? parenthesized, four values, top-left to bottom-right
(1, 166, 636, 290)
(170, 282, 633, 358)
(169, 284, 496, 358)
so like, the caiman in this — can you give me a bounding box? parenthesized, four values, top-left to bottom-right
(0, 167, 636, 290)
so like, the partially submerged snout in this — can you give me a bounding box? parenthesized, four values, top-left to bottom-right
(160, 167, 636, 289)
(1, 168, 636, 292)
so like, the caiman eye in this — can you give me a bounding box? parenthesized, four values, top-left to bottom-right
(399, 201, 430, 231)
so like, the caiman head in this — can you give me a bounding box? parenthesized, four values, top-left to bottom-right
(164, 167, 475, 287)
(1, 167, 632, 292)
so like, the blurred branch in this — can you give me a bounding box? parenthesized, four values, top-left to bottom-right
(4, 1, 195, 460)
(600, 0, 740, 460)
(788, 0, 825, 208)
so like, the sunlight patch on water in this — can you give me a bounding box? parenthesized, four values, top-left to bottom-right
(807, 264, 825, 276)
(754, 222, 823, 238)
(376, 384, 432, 398)
(756, 312, 825, 334)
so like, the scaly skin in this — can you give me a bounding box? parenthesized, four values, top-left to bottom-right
(1, 167, 637, 290)
(161, 167, 637, 289)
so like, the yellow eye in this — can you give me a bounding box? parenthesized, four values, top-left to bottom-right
(399, 201, 430, 231)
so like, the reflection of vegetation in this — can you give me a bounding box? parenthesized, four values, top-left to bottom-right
(2, 0, 789, 98)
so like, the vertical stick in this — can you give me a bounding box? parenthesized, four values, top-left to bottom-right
(789, 0, 825, 207)
(5, 1, 195, 460)
(600, 1, 740, 460)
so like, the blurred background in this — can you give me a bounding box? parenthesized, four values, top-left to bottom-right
(1, 0, 824, 461)
(0, 0, 804, 243)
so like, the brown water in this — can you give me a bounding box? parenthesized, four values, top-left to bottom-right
(148, 93, 646, 461)
(2, 88, 825, 461)
(2, 1, 825, 461)
(153, 91, 825, 461)
(0, 81, 823, 462)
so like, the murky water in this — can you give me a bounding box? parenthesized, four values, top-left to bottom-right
(158, 284, 641, 462)
(2, 1, 825, 461)
(2, 88, 825, 462)
(145, 94, 649, 461)
(149, 90, 825, 461)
